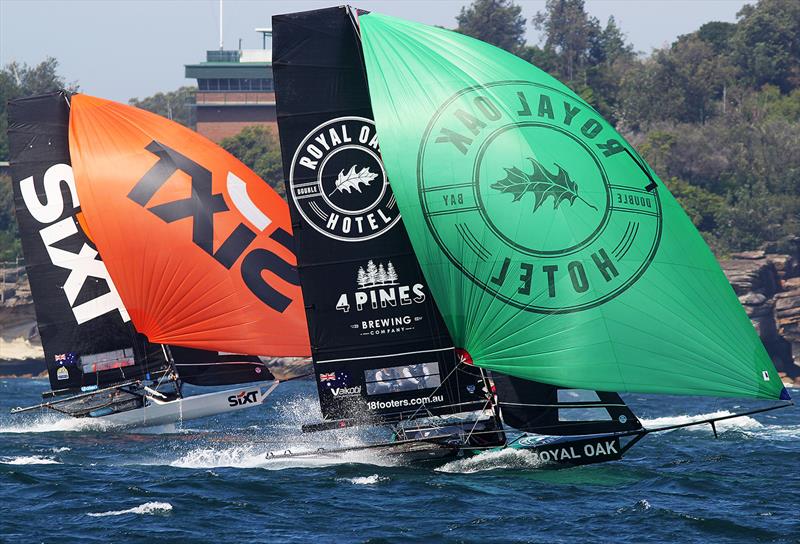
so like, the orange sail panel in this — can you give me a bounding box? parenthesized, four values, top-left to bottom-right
(68, 94, 310, 356)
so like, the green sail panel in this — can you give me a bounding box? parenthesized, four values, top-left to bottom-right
(358, 12, 785, 400)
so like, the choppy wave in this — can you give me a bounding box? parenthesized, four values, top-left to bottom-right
(168, 437, 398, 470)
(640, 409, 800, 441)
(436, 447, 544, 474)
(641, 410, 763, 432)
(0, 455, 61, 465)
(87, 502, 173, 517)
(0, 413, 110, 434)
(162, 392, 399, 470)
(340, 474, 387, 485)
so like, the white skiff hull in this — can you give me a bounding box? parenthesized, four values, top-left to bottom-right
(97, 381, 278, 429)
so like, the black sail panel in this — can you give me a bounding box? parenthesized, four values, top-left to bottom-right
(8, 92, 169, 392)
(170, 346, 275, 386)
(272, 7, 486, 420)
(493, 372, 642, 435)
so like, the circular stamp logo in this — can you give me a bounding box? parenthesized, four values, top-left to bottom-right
(418, 81, 662, 313)
(289, 116, 400, 242)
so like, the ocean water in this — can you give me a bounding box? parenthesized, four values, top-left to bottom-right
(0, 378, 798, 543)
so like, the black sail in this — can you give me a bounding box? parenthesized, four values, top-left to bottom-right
(272, 7, 487, 421)
(493, 372, 642, 435)
(8, 92, 169, 392)
(170, 347, 275, 386)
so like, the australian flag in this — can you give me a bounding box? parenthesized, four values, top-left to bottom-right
(319, 370, 352, 388)
(54, 352, 78, 367)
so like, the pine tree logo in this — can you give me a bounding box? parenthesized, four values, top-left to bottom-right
(357, 260, 399, 289)
(491, 157, 597, 213)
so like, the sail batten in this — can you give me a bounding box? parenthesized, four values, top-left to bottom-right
(358, 12, 785, 400)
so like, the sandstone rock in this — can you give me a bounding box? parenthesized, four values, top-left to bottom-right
(731, 250, 766, 260)
(750, 313, 777, 340)
(785, 277, 800, 290)
(739, 292, 767, 306)
(720, 257, 779, 297)
(745, 300, 775, 319)
(775, 289, 800, 344)
(767, 253, 800, 281)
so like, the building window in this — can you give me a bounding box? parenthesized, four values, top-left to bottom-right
(196, 78, 273, 92)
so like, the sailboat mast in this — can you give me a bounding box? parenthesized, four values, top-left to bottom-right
(160, 344, 182, 398)
(218, 0, 224, 50)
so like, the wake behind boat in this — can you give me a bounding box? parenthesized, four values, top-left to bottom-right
(263, 5, 791, 468)
(7, 92, 311, 428)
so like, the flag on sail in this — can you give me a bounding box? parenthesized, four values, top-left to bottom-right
(68, 94, 310, 356)
(357, 12, 787, 400)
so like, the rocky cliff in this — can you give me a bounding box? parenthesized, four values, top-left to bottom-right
(3, 242, 800, 386)
(719, 237, 800, 386)
(0, 265, 42, 366)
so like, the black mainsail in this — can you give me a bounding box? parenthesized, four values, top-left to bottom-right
(272, 7, 489, 426)
(8, 92, 169, 394)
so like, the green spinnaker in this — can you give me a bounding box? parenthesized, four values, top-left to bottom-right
(359, 12, 785, 400)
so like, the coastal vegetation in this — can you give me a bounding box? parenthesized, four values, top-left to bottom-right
(0, 0, 797, 260)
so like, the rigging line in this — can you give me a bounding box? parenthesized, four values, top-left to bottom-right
(498, 401, 628, 408)
(316, 346, 453, 364)
(462, 397, 494, 443)
(404, 360, 463, 422)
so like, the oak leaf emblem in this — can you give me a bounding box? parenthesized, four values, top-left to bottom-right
(490, 157, 597, 212)
(334, 166, 379, 194)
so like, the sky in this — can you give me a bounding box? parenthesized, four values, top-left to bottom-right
(0, 0, 752, 103)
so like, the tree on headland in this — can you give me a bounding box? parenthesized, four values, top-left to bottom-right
(452, 0, 799, 254)
(532, 0, 599, 82)
(524, 1, 634, 120)
(456, 0, 527, 53)
(729, 0, 800, 92)
(0, 174, 20, 261)
(220, 125, 285, 199)
(0, 58, 76, 259)
(129, 86, 197, 129)
(0, 57, 77, 161)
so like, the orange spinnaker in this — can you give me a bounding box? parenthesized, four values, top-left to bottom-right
(69, 94, 310, 356)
